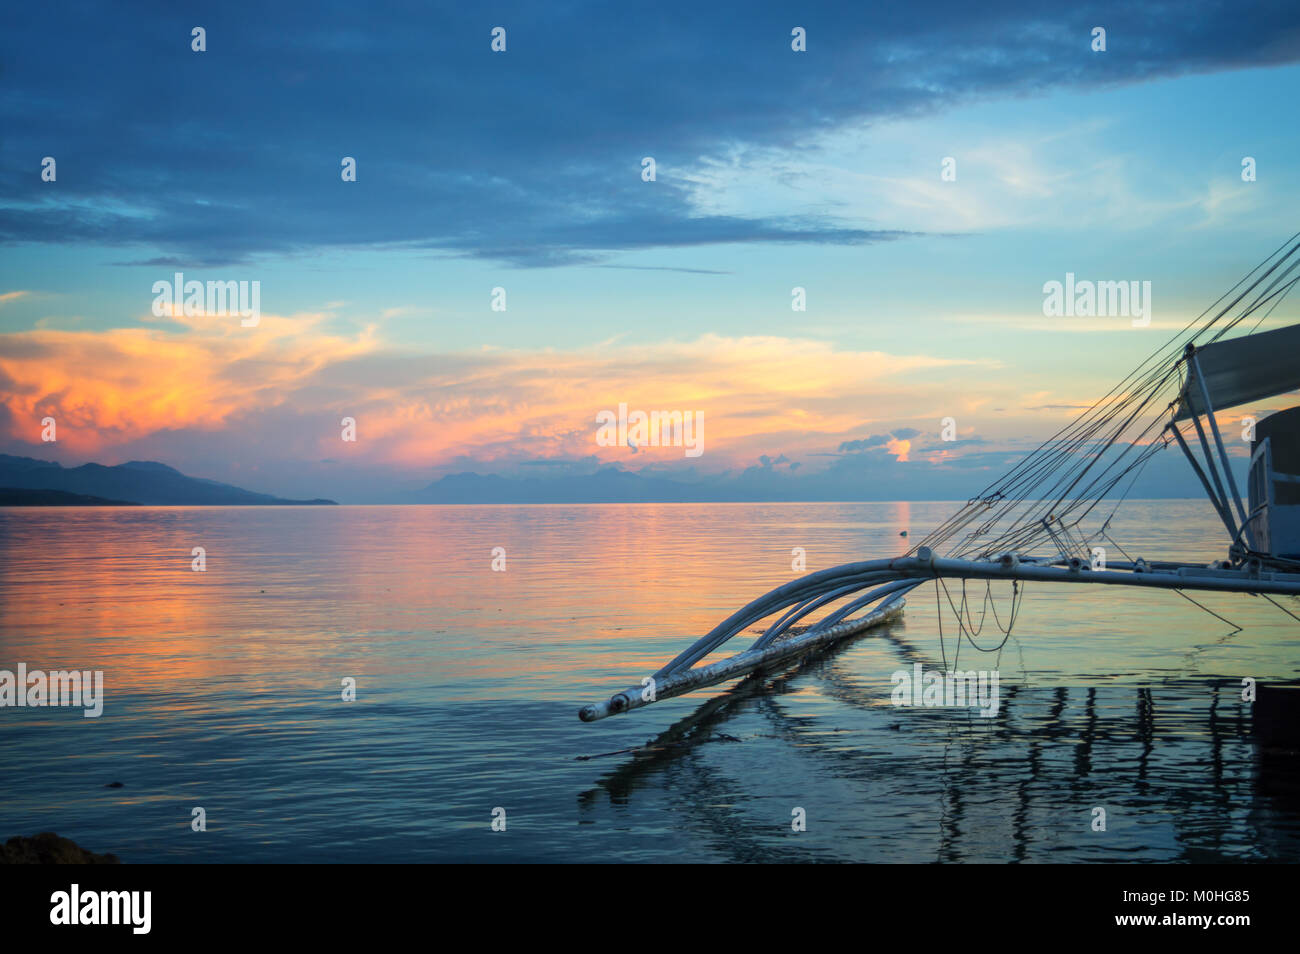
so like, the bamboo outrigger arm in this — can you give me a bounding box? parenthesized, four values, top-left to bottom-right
(579, 591, 911, 723)
(578, 547, 1300, 722)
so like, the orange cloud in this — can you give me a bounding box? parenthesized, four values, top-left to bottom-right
(0, 312, 374, 454)
(885, 437, 912, 462)
(1, 318, 1005, 469)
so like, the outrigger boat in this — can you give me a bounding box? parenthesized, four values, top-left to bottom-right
(580, 235, 1300, 723)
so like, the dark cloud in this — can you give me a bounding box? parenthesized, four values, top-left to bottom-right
(839, 434, 890, 452)
(593, 265, 733, 275)
(3, 1, 1295, 267)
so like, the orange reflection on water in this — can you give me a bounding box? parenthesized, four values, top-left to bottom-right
(2, 500, 1285, 710)
(0, 503, 936, 702)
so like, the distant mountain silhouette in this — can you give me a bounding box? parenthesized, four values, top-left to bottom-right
(0, 456, 336, 506)
(409, 453, 1219, 504)
(0, 487, 139, 506)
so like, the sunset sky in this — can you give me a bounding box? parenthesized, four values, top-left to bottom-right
(2, 2, 1299, 501)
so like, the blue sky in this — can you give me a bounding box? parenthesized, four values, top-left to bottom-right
(2, 2, 1299, 501)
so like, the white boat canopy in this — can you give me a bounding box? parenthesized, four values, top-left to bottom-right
(1176, 322, 1300, 420)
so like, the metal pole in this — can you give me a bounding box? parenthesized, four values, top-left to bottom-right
(1167, 421, 1239, 543)
(916, 553, 1300, 594)
(1190, 351, 1253, 547)
(1187, 405, 1239, 543)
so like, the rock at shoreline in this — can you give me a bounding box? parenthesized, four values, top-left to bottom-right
(0, 832, 120, 864)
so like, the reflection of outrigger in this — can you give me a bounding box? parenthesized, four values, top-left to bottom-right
(580, 236, 1300, 722)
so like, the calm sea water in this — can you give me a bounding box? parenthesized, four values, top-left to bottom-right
(2, 501, 1298, 863)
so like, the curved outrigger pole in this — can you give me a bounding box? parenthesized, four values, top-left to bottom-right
(580, 234, 1300, 723)
(579, 549, 1300, 722)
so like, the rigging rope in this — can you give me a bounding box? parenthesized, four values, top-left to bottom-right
(916, 233, 1300, 564)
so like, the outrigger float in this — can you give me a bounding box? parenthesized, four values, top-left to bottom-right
(580, 235, 1300, 723)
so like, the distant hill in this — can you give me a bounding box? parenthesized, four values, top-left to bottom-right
(408, 450, 1221, 505)
(0, 487, 139, 506)
(0, 456, 336, 506)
